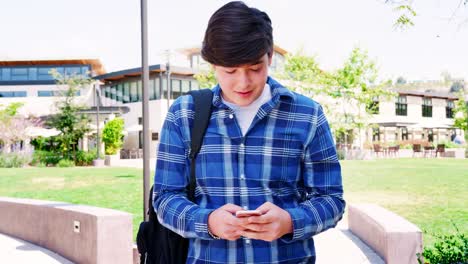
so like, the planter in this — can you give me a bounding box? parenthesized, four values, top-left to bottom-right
(104, 153, 120, 166)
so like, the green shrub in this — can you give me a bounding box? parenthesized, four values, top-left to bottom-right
(75, 150, 97, 166)
(418, 223, 467, 264)
(31, 150, 62, 166)
(57, 159, 75, 167)
(102, 118, 125, 155)
(336, 149, 345, 160)
(0, 153, 30, 168)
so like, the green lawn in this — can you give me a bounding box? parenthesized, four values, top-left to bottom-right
(0, 158, 466, 246)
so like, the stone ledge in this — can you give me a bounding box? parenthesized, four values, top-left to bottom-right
(0, 197, 133, 264)
(348, 203, 423, 264)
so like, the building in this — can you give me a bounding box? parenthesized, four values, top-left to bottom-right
(366, 89, 462, 144)
(0, 59, 127, 153)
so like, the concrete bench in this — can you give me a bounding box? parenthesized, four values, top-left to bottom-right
(0, 197, 133, 264)
(348, 203, 423, 264)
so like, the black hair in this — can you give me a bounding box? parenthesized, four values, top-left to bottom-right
(201, 1, 273, 67)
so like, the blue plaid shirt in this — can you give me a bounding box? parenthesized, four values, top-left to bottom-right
(153, 77, 345, 264)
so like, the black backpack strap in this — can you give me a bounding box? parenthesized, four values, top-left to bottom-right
(187, 89, 213, 201)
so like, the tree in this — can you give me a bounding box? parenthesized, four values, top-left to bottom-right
(453, 90, 468, 133)
(278, 48, 394, 149)
(450, 80, 465, 93)
(385, 0, 468, 29)
(0, 103, 42, 153)
(194, 68, 217, 89)
(396, 76, 407, 85)
(47, 69, 93, 162)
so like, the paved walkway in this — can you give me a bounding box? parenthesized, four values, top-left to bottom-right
(111, 159, 384, 263)
(0, 233, 72, 263)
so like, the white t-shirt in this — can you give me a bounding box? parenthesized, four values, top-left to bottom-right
(222, 83, 272, 136)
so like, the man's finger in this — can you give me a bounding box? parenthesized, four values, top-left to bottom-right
(223, 203, 244, 213)
(248, 213, 274, 224)
(241, 223, 267, 232)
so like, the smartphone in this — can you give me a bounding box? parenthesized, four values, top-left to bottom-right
(235, 210, 262, 217)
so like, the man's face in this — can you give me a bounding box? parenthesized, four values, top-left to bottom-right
(213, 53, 272, 107)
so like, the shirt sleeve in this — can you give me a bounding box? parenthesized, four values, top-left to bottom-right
(152, 98, 215, 240)
(282, 104, 346, 243)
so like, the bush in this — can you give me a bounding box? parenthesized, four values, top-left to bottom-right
(31, 150, 62, 166)
(418, 223, 467, 264)
(57, 159, 75, 167)
(75, 150, 97, 166)
(0, 153, 30, 168)
(102, 118, 125, 155)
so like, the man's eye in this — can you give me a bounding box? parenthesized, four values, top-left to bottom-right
(225, 70, 236, 74)
(250, 68, 260, 72)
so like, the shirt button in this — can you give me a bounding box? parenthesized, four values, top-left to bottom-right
(240, 174, 245, 180)
(229, 114, 234, 119)
(240, 143, 245, 148)
(245, 238, 251, 244)
(243, 206, 248, 210)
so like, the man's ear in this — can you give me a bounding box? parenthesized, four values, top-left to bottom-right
(268, 53, 273, 66)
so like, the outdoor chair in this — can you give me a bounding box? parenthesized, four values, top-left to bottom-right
(387, 145, 400, 157)
(412, 144, 422, 157)
(435, 144, 445, 157)
(423, 146, 435, 158)
(120, 149, 129, 159)
(373, 144, 385, 157)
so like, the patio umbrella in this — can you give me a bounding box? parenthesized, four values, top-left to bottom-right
(25, 127, 61, 138)
(125, 124, 143, 132)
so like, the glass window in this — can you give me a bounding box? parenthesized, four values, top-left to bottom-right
(0, 91, 27, 97)
(422, 98, 432, 117)
(11, 68, 28, 81)
(123, 82, 130, 103)
(401, 127, 408, 140)
(149, 79, 156, 100)
(28, 68, 37, 80)
(104, 86, 111, 98)
(372, 127, 380, 142)
(137, 81, 142, 102)
(153, 77, 160, 100)
(130, 82, 138, 102)
(66, 67, 81, 75)
(110, 85, 116, 100)
(367, 97, 379, 114)
(38, 91, 54, 97)
(395, 96, 407, 116)
(1, 68, 11, 80)
(191, 80, 199, 91)
(181, 80, 190, 94)
(427, 129, 434, 142)
(446, 100, 454, 119)
(171, 79, 181, 99)
(116, 84, 123, 102)
(161, 78, 167, 99)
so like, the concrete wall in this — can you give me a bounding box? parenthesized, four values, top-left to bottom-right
(0, 197, 133, 264)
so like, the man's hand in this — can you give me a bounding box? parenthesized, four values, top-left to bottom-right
(237, 202, 293, 242)
(208, 203, 244, 240)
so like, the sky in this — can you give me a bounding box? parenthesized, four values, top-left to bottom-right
(1, 0, 467, 81)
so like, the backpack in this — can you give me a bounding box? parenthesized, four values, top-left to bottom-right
(136, 89, 213, 264)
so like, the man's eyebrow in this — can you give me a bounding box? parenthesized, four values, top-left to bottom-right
(249, 60, 263, 66)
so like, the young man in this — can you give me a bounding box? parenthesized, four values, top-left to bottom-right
(153, 1, 345, 263)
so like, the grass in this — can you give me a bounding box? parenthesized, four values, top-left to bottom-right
(0, 158, 467, 246)
(341, 158, 468, 246)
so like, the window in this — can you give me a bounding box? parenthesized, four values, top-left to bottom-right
(11, 68, 28, 81)
(138, 117, 142, 125)
(395, 96, 407, 116)
(0, 65, 90, 82)
(123, 82, 130, 103)
(372, 127, 380, 141)
(161, 78, 168, 99)
(422, 98, 432, 117)
(182, 80, 190, 94)
(130, 82, 138, 102)
(116, 84, 123, 102)
(191, 80, 199, 91)
(38, 90, 79, 97)
(137, 81, 142, 102)
(367, 97, 379, 114)
(153, 77, 160, 100)
(0, 91, 27, 97)
(401, 127, 408, 140)
(446, 100, 454, 119)
(171, 79, 181, 99)
(427, 129, 434, 142)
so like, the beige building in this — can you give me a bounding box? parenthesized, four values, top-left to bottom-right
(366, 90, 462, 144)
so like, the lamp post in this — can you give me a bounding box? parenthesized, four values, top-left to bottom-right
(93, 82, 105, 167)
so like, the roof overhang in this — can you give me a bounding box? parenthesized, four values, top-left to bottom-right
(0, 59, 106, 75)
